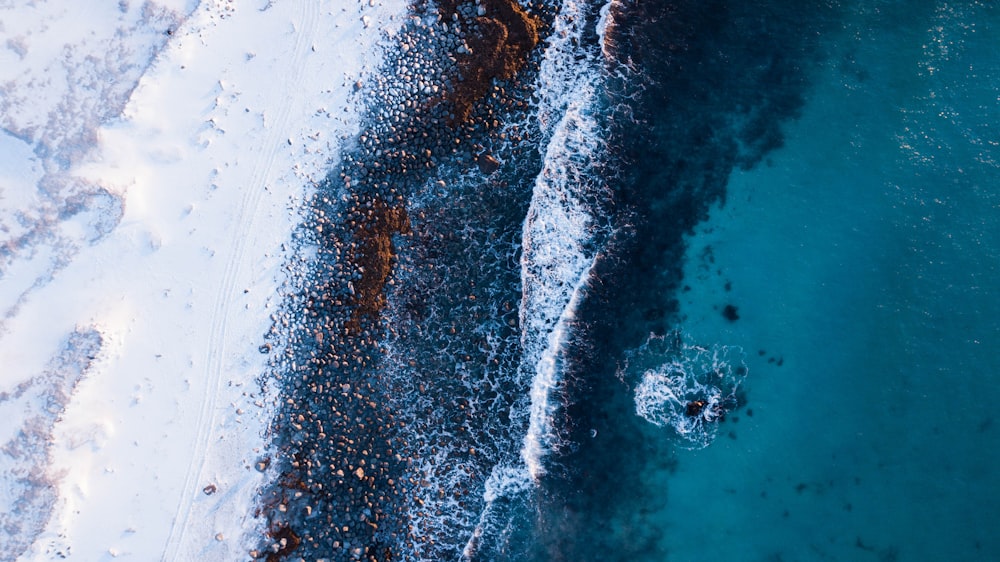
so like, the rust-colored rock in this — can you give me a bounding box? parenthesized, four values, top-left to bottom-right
(444, 0, 541, 123)
(347, 197, 410, 331)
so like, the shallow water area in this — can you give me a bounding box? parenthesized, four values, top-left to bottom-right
(656, 3, 1000, 559)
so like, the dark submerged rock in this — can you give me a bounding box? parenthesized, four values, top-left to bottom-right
(722, 304, 740, 322)
(685, 400, 707, 418)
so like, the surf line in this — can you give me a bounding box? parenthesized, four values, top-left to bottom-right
(518, 0, 614, 482)
(460, 0, 617, 557)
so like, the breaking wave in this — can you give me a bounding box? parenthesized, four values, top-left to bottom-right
(460, 0, 619, 557)
(518, 0, 613, 483)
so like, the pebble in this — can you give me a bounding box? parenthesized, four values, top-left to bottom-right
(253, 0, 550, 558)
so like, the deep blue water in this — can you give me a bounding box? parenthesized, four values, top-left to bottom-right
(256, 1, 1000, 560)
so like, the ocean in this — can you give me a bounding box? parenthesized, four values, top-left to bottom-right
(254, 0, 1000, 560)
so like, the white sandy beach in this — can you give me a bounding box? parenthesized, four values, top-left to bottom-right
(0, 1, 405, 560)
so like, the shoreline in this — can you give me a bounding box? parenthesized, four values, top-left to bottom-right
(1, 1, 408, 559)
(250, 0, 555, 558)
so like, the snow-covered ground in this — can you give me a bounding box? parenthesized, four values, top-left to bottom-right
(0, 1, 406, 560)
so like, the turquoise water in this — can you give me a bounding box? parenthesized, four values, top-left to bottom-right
(663, 2, 1000, 560)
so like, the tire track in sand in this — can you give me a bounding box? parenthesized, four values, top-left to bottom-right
(161, 4, 320, 559)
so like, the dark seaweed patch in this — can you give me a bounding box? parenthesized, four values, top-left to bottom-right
(722, 304, 740, 321)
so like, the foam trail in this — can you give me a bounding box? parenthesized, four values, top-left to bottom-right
(461, 462, 533, 559)
(518, 0, 612, 482)
(461, 2, 614, 557)
(520, 257, 596, 477)
(462, 87, 608, 556)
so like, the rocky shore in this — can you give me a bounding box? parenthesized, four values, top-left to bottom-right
(252, 1, 553, 560)
(441, 0, 541, 123)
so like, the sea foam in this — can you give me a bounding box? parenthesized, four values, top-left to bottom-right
(625, 333, 748, 449)
(519, 0, 613, 482)
(461, 0, 616, 557)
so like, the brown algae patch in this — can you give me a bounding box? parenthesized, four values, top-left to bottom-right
(347, 196, 411, 332)
(440, 0, 541, 123)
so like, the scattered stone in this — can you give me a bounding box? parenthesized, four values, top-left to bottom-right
(476, 152, 500, 174)
(252, 0, 556, 557)
(264, 526, 301, 561)
(441, 0, 541, 122)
